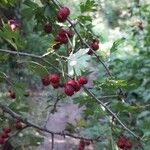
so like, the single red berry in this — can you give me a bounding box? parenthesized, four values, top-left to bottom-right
(9, 91, 16, 99)
(57, 7, 70, 22)
(125, 140, 132, 149)
(64, 85, 74, 96)
(52, 83, 60, 89)
(0, 137, 4, 145)
(91, 42, 99, 51)
(55, 35, 68, 44)
(43, 23, 52, 33)
(117, 137, 126, 149)
(87, 48, 93, 55)
(41, 75, 51, 86)
(49, 74, 60, 84)
(78, 76, 88, 85)
(1, 132, 9, 139)
(15, 122, 22, 130)
(3, 127, 11, 133)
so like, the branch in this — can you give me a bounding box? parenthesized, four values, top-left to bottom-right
(0, 48, 141, 140)
(0, 103, 100, 141)
(83, 87, 140, 139)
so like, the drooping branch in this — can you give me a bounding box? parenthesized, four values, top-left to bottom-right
(0, 103, 100, 141)
(0, 48, 141, 140)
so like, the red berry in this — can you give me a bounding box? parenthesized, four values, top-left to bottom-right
(3, 127, 11, 133)
(125, 140, 132, 149)
(52, 83, 60, 89)
(66, 80, 76, 87)
(64, 85, 74, 96)
(55, 34, 68, 44)
(74, 81, 81, 92)
(87, 49, 93, 55)
(91, 42, 99, 51)
(49, 74, 60, 84)
(117, 137, 126, 149)
(78, 140, 85, 150)
(1, 132, 9, 139)
(15, 122, 22, 129)
(43, 23, 52, 33)
(78, 76, 88, 85)
(41, 75, 51, 86)
(55, 28, 73, 45)
(9, 91, 16, 99)
(57, 7, 70, 22)
(0, 137, 4, 145)
(66, 80, 81, 92)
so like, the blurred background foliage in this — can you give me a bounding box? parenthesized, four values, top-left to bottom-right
(0, 0, 150, 149)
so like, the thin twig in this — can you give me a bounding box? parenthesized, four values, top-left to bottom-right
(83, 87, 140, 139)
(7, 125, 29, 142)
(51, 133, 54, 150)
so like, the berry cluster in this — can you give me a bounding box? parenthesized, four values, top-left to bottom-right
(117, 136, 132, 149)
(64, 76, 88, 96)
(0, 120, 23, 145)
(78, 140, 91, 150)
(54, 28, 73, 49)
(41, 74, 88, 96)
(0, 127, 11, 145)
(87, 39, 100, 55)
(41, 73, 61, 88)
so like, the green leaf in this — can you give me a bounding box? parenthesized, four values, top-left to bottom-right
(110, 38, 125, 53)
(111, 101, 138, 113)
(0, 71, 7, 82)
(80, 0, 97, 13)
(27, 61, 49, 76)
(22, 8, 35, 20)
(0, 24, 24, 50)
(78, 15, 92, 23)
(24, 0, 38, 8)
